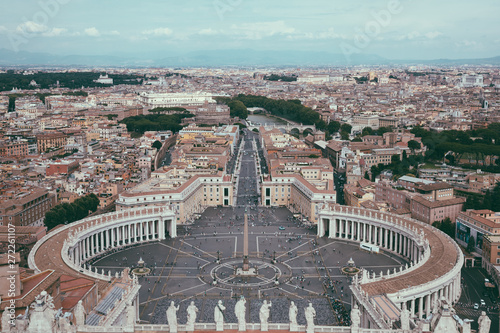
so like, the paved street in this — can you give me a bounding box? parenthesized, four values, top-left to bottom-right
(454, 267, 499, 332)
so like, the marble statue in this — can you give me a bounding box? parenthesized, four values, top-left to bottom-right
(259, 300, 272, 331)
(2, 309, 12, 333)
(478, 311, 491, 333)
(304, 302, 316, 333)
(214, 300, 226, 331)
(350, 303, 361, 328)
(58, 316, 75, 333)
(186, 301, 198, 331)
(28, 291, 56, 333)
(462, 319, 472, 333)
(235, 296, 246, 331)
(289, 301, 298, 327)
(400, 303, 410, 331)
(74, 300, 86, 327)
(166, 301, 180, 333)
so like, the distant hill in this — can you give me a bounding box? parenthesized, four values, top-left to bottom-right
(0, 48, 499, 67)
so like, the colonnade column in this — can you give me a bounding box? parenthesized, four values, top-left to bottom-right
(418, 297, 423, 319)
(356, 221, 360, 241)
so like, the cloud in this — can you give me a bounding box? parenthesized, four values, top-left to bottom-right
(109, 30, 120, 36)
(42, 27, 68, 37)
(396, 31, 421, 41)
(16, 21, 48, 34)
(455, 40, 477, 47)
(0, 25, 7, 34)
(142, 27, 173, 36)
(229, 21, 295, 40)
(424, 31, 443, 39)
(198, 28, 218, 36)
(84, 27, 100, 37)
(396, 31, 443, 41)
(288, 28, 348, 40)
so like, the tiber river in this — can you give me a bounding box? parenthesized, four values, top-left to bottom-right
(246, 114, 289, 126)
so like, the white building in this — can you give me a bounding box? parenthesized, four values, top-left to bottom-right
(138, 92, 215, 108)
(95, 74, 114, 85)
(460, 74, 483, 88)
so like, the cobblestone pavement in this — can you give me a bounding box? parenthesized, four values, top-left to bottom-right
(90, 130, 406, 326)
(91, 206, 406, 326)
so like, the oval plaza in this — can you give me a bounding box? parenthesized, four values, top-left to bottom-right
(22, 127, 484, 333)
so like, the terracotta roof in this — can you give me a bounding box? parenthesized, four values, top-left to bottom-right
(412, 196, 465, 208)
(416, 182, 453, 191)
(361, 219, 459, 297)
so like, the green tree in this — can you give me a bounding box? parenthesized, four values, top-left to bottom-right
(361, 127, 373, 136)
(467, 235, 476, 253)
(402, 150, 408, 161)
(152, 140, 162, 150)
(340, 131, 349, 140)
(391, 154, 401, 164)
(327, 121, 341, 134)
(227, 100, 248, 119)
(376, 126, 393, 136)
(432, 217, 455, 238)
(407, 140, 421, 154)
(340, 123, 352, 134)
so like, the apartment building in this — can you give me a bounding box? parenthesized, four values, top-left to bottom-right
(0, 188, 57, 227)
(456, 210, 500, 254)
(36, 132, 67, 153)
(375, 178, 465, 224)
(261, 158, 335, 223)
(116, 167, 233, 225)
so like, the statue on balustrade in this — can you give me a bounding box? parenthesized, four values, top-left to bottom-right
(304, 302, 316, 333)
(214, 300, 226, 331)
(259, 300, 272, 330)
(478, 311, 491, 333)
(234, 296, 246, 330)
(166, 301, 179, 332)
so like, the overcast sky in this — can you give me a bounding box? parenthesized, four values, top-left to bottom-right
(1, 0, 499, 60)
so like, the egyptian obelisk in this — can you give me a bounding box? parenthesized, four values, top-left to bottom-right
(242, 213, 249, 271)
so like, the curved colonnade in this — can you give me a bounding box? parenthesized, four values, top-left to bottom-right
(28, 203, 463, 331)
(318, 204, 463, 329)
(29, 207, 177, 282)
